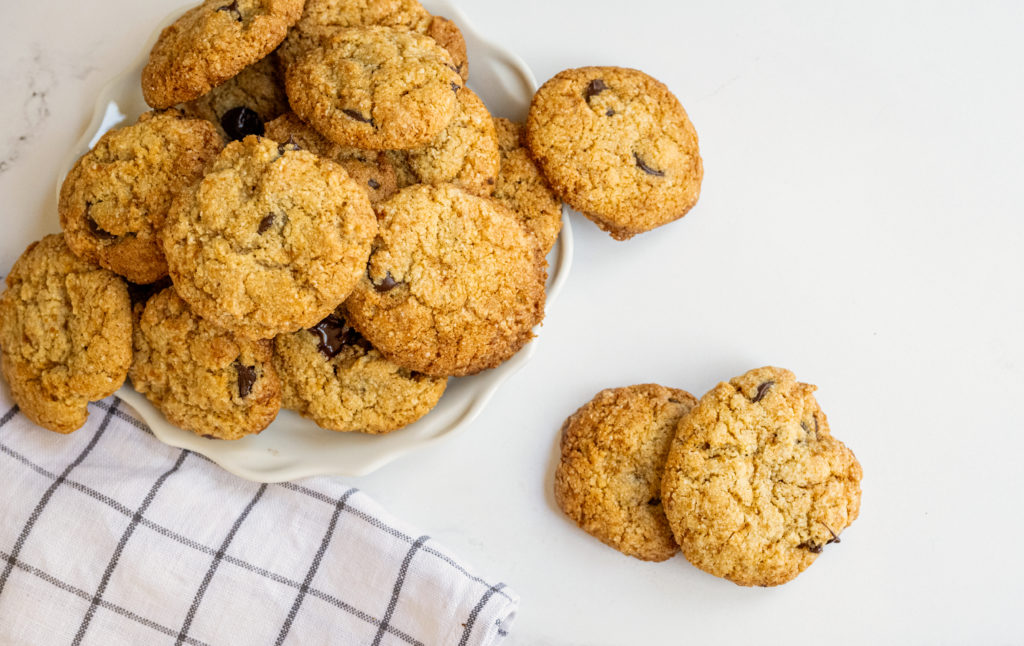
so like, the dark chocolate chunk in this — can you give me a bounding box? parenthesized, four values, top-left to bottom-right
(309, 313, 371, 358)
(606, 108, 615, 117)
(217, 0, 243, 21)
(220, 107, 264, 142)
(751, 380, 775, 403)
(278, 135, 301, 155)
(258, 214, 275, 234)
(583, 79, 608, 102)
(372, 271, 399, 293)
(343, 109, 374, 126)
(822, 523, 841, 545)
(647, 497, 661, 506)
(367, 178, 380, 190)
(84, 202, 117, 240)
(235, 362, 257, 398)
(798, 542, 824, 554)
(451, 82, 461, 93)
(634, 153, 665, 177)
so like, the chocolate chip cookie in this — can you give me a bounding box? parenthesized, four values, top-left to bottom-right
(131, 287, 280, 440)
(554, 384, 697, 562)
(344, 184, 547, 377)
(59, 110, 222, 284)
(181, 52, 290, 142)
(389, 87, 498, 197)
(285, 27, 462, 150)
(493, 118, 563, 254)
(273, 309, 447, 433)
(280, 0, 468, 80)
(0, 235, 132, 433)
(661, 367, 863, 586)
(161, 135, 377, 339)
(143, 0, 304, 109)
(264, 112, 398, 203)
(526, 66, 703, 240)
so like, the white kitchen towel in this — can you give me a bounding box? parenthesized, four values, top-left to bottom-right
(0, 392, 518, 646)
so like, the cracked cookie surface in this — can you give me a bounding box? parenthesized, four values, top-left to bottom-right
(285, 26, 462, 150)
(143, 0, 304, 109)
(344, 184, 547, 377)
(264, 112, 398, 203)
(0, 235, 132, 433)
(280, 0, 468, 80)
(131, 287, 280, 440)
(161, 136, 377, 339)
(493, 118, 563, 255)
(181, 52, 290, 142)
(389, 87, 498, 197)
(59, 110, 222, 285)
(661, 367, 863, 586)
(554, 384, 697, 562)
(526, 66, 702, 240)
(274, 309, 447, 433)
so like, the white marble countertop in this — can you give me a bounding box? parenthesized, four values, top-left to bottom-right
(2, 1, 1023, 644)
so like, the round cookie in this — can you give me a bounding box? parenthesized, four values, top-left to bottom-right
(554, 384, 697, 562)
(389, 87, 499, 198)
(493, 118, 563, 255)
(181, 52, 290, 142)
(131, 287, 280, 440)
(59, 110, 222, 285)
(274, 309, 447, 433)
(142, 0, 304, 109)
(526, 66, 703, 240)
(264, 112, 398, 203)
(285, 27, 462, 150)
(161, 135, 377, 340)
(280, 0, 468, 80)
(0, 235, 132, 433)
(344, 184, 547, 377)
(661, 367, 863, 587)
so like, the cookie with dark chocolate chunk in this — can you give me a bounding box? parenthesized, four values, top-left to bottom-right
(526, 66, 702, 240)
(130, 286, 281, 440)
(661, 367, 863, 586)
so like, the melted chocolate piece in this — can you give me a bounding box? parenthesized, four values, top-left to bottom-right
(634, 153, 665, 177)
(451, 82, 461, 93)
(221, 107, 264, 142)
(217, 0, 243, 21)
(200, 434, 223, 440)
(84, 202, 116, 240)
(751, 380, 774, 403)
(278, 135, 301, 155)
(372, 271, 399, 293)
(235, 363, 257, 398)
(798, 542, 824, 554)
(258, 214, 276, 234)
(647, 497, 661, 506)
(367, 178, 380, 190)
(309, 313, 371, 359)
(583, 79, 608, 102)
(606, 108, 615, 117)
(343, 109, 374, 126)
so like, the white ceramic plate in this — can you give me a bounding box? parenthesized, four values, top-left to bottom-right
(62, 0, 573, 482)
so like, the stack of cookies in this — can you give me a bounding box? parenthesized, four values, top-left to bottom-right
(0, 0, 706, 443)
(554, 367, 863, 587)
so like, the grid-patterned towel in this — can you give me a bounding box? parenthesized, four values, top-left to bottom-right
(0, 391, 518, 646)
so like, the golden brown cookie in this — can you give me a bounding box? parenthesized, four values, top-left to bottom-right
(344, 184, 547, 377)
(143, 0, 304, 109)
(554, 384, 697, 562)
(273, 309, 447, 433)
(388, 88, 499, 197)
(0, 235, 132, 433)
(264, 112, 398, 203)
(161, 136, 377, 340)
(131, 287, 280, 440)
(285, 27, 462, 150)
(58, 110, 222, 285)
(661, 367, 863, 587)
(180, 52, 290, 142)
(280, 0, 468, 80)
(526, 66, 702, 240)
(493, 118, 563, 255)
